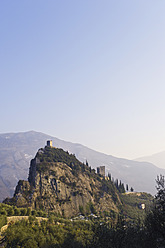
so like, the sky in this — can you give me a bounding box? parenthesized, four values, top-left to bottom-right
(1, 0, 165, 159)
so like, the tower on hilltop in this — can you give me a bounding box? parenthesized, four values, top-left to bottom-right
(97, 166, 105, 177)
(47, 140, 53, 147)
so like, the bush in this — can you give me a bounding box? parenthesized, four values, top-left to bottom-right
(20, 208, 27, 216)
(0, 215, 7, 229)
(0, 209, 7, 215)
(14, 207, 21, 216)
(7, 207, 14, 216)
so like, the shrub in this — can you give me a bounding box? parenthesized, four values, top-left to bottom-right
(0, 215, 7, 229)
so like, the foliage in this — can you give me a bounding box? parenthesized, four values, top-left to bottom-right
(37, 147, 84, 173)
(130, 187, 134, 192)
(3, 217, 94, 248)
(144, 175, 165, 247)
(109, 175, 126, 194)
(0, 177, 162, 248)
(120, 192, 153, 222)
(0, 203, 47, 218)
(0, 215, 7, 229)
(2, 147, 163, 247)
(155, 174, 165, 210)
(2, 215, 150, 248)
(36, 147, 99, 180)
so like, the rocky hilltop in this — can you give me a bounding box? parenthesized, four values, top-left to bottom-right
(0, 131, 164, 202)
(4, 143, 121, 217)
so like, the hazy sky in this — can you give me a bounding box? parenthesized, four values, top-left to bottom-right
(1, 1, 165, 159)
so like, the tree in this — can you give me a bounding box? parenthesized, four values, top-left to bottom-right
(118, 180, 125, 193)
(115, 179, 119, 189)
(155, 175, 165, 210)
(130, 187, 134, 192)
(20, 208, 27, 216)
(27, 207, 31, 216)
(145, 175, 165, 247)
(108, 173, 111, 181)
(119, 180, 122, 188)
(7, 207, 14, 216)
(121, 183, 125, 193)
(14, 207, 21, 216)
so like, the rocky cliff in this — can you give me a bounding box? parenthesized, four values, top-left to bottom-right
(0, 131, 163, 202)
(4, 145, 121, 217)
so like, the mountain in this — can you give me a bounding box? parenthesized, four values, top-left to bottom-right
(135, 151, 165, 169)
(4, 146, 121, 217)
(0, 130, 164, 202)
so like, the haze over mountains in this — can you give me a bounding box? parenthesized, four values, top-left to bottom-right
(0, 131, 165, 202)
(135, 151, 165, 169)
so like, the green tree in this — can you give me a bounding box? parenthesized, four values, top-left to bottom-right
(14, 207, 21, 216)
(0, 209, 7, 215)
(26, 207, 31, 216)
(7, 207, 14, 216)
(155, 175, 165, 210)
(115, 179, 119, 189)
(0, 215, 7, 229)
(130, 187, 134, 192)
(145, 175, 165, 247)
(20, 208, 27, 216)
(108, 173, 111, 181)
(118, 181, 125, 193)
(79, 205, 85, 215)
(31, 210, 37, 216)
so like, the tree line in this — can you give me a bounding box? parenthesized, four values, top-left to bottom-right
(0, 175, 165, 247)
(108, 173, 134, 193)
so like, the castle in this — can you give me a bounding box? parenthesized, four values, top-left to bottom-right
(47, 140, 53, 147)
(97, 166, 105, 177)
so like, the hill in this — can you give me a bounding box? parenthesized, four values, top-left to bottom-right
(4, 145, 121, 217)
(3, 145, 153, 220)
(0, 131, 164, 202)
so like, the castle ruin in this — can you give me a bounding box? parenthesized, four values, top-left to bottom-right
(97, 166, 105, 177)
(47, 140, 53, 147)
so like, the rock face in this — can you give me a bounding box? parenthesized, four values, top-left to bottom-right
(0, 130, 164, 201)
(4, 146, 121, 217)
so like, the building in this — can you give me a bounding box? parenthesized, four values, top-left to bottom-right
(139, 203, 145, 210)
(47, 140, 53, 147)
(97, 166, 105, 177)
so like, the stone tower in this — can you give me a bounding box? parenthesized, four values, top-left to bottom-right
(47, 140, 53, 147)
(97, 166, 105, 177)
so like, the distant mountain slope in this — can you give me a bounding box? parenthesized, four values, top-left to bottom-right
(135, 151, 165, 169)
(0, 131, 164, 201)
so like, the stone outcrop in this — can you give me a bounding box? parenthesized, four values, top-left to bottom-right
(4, 146, 121, 217)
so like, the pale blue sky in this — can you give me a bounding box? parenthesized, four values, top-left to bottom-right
(1, 1, 165, 159)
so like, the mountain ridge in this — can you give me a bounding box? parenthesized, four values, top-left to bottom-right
(0, 130, 164, 202)
(135, 150, 165, 169)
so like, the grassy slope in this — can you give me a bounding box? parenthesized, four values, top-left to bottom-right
(120, 192, 153, 222)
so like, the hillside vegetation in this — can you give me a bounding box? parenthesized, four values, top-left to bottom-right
(0, 131, 164, 202)
(3, 146, 152, 222)
(1, 145, 164, 247)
